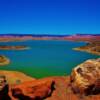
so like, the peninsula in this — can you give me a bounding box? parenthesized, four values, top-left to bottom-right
(0, 45, 30, 50)
(73, 41, 100, 55)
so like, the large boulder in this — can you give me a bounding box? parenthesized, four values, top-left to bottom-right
(70, 58, 100, 95)
(10, 78, 55, 100)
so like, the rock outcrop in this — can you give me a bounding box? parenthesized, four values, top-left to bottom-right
(70, 58, 100, 95)
(0, 74, 55, 100)
(0, 75, 11, 100)
(46, 76, 70, 100)
(10, 78, 54, 100)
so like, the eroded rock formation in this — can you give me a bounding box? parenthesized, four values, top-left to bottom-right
(70, 58, 100, 95)
(10, 78, 55, 100)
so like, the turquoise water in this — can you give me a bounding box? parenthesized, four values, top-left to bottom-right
(0, 40, 99, 78)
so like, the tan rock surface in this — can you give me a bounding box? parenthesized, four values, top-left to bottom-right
(70, 58, 100, 95)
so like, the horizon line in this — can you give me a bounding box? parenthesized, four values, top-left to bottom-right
(0, 33, 100, 35)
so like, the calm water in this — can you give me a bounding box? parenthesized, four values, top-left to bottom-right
(0, 40, 99, 78)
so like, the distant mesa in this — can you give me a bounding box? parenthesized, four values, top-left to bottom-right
(0, 33, 100, 42)
(0, 55, 10, 66)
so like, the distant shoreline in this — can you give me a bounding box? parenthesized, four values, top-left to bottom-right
(0, 34, 99, 42)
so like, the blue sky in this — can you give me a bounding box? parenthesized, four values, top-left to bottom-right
(0, 0, 99, 34)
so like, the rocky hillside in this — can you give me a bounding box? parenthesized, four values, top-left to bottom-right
(0, 58, 100, 100)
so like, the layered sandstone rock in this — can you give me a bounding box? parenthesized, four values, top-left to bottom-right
(70, 58, 100, 95)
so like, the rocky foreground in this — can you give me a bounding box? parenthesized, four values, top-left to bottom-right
(0, 58, 100, 100)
